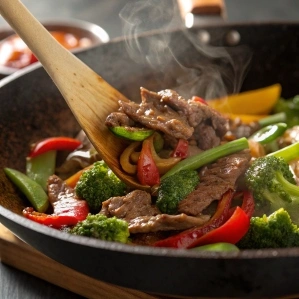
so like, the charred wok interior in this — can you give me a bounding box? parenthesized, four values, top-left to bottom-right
(2, 24, 299, 297)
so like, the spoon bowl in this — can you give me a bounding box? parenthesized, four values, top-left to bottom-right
(0, 0, 148, 190)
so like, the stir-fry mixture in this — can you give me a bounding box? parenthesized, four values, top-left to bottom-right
(5, 83, 299, 251)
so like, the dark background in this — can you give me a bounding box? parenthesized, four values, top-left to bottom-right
(1, 1, 299, 298)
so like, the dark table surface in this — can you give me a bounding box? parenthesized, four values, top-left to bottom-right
(2, 1, 299, 298)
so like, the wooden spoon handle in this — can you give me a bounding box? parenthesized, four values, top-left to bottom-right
(0, 0, 147, 190)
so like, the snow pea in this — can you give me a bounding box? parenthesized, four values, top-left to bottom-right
(26, 150, 56, 191)
(191, 242, 239, 252)
(4, 167, 49, 213)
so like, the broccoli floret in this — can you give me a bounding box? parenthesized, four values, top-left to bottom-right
(245, 155, 299, 225)
(70, 214, 129, 243)
(237, 208, 299, 249)
(75, 161, 127, 212)
(156, 169, 199, 214)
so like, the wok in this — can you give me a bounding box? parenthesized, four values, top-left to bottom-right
(1, 22, 299, 298)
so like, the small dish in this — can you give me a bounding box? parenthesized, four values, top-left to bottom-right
(0, 18, 109, 77)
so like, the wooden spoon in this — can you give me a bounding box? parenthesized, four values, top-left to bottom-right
(0, 0, 149, 191)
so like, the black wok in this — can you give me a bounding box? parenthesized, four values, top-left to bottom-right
(1, 23, 299, 298)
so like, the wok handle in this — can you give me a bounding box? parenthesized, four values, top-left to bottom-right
(178, 0, 225, 16)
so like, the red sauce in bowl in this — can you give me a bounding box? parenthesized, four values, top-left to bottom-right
(0, 31, 92, 69)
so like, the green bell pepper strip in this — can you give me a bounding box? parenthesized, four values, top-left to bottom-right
(191, 242, 239, 252)
(249, 122, 287, 145)
(26, 150, 56, 191)
(4, 167, 49, 213)
(161, 137, 249, 180)
(109, 126, 154, 141)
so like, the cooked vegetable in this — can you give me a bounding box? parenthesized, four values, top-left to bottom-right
(156, 169, 199, 214)
(75, 161, 127, 212)
(237, 208, 299, 249)
(268, 141, 299, 163)
(249, 123, 287, 145)
(4, 167, 49, 213)
(26, 150, 56, 191)
(245, 155, 299, 225)
(154, 190, 254, 249)
(137, 137, 160, 186)
(189, 206, 250, 247)
(154, 189, 234, 248)
(191, 242, 239, 252)
(70, 214, 129, 243)
(120, 141, 141, 175)
(162, 137, 249, 180)
(208, 84, 281, 115)
(64, 165, 93, 188)
(258, 112, 286, 127)
(192, 96, 208, 105)
(28, 136, 82, 158)
(109, 126, 154, 141)
(171, 139, 189, 158)
(273, 95, 299, 127)
(23, 196, 89, 229)
(148, 135, 181, 175)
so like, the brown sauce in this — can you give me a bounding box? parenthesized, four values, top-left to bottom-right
(0, 31, 92, 69)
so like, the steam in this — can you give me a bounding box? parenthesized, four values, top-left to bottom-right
(119, 0, 252, 100)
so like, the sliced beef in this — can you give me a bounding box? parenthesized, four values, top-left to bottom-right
(100, 190, 160, 220)
(178, 149, 251, 216)
(128, 213, 210, 234)
(192, 123, 221, 150)
(118, 88, 193, 139)
(100, 189, 209, 234)
(47, 175, 77, 205)
(105, 111, 135, 127)
(113, 88, 228, 150)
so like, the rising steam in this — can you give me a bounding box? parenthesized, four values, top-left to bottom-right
(119, 0, 252, 100)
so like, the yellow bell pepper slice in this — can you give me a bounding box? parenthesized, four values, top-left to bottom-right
(208, 84, 281, 115)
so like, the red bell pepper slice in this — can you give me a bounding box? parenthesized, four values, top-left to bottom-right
(241, 190, 255, 218)
(229, 190, 255, 218)
(191, 206, 250, 247)
(154, 189, 234, 248)
(137, 138, 160, 186)
(192, 96, 208, 106)
(23, 198, 89, 229)
(171, 139, 189, 159)
(28, 137, 82, 158)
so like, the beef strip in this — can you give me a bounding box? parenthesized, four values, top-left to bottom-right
(47, 175, 77, 205)
(178, 149, 251, 216)
(100, 189, 210, 234)
(100, 190, 160, 220)
(128, 213, 210, 234)
(105, 111, 135, 127)
(119, 88, 193, 139)
(115, 88, 228, 150)
(192, 123, 221, 150)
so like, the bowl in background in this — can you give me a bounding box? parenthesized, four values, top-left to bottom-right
(0, 18, 109, 78)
